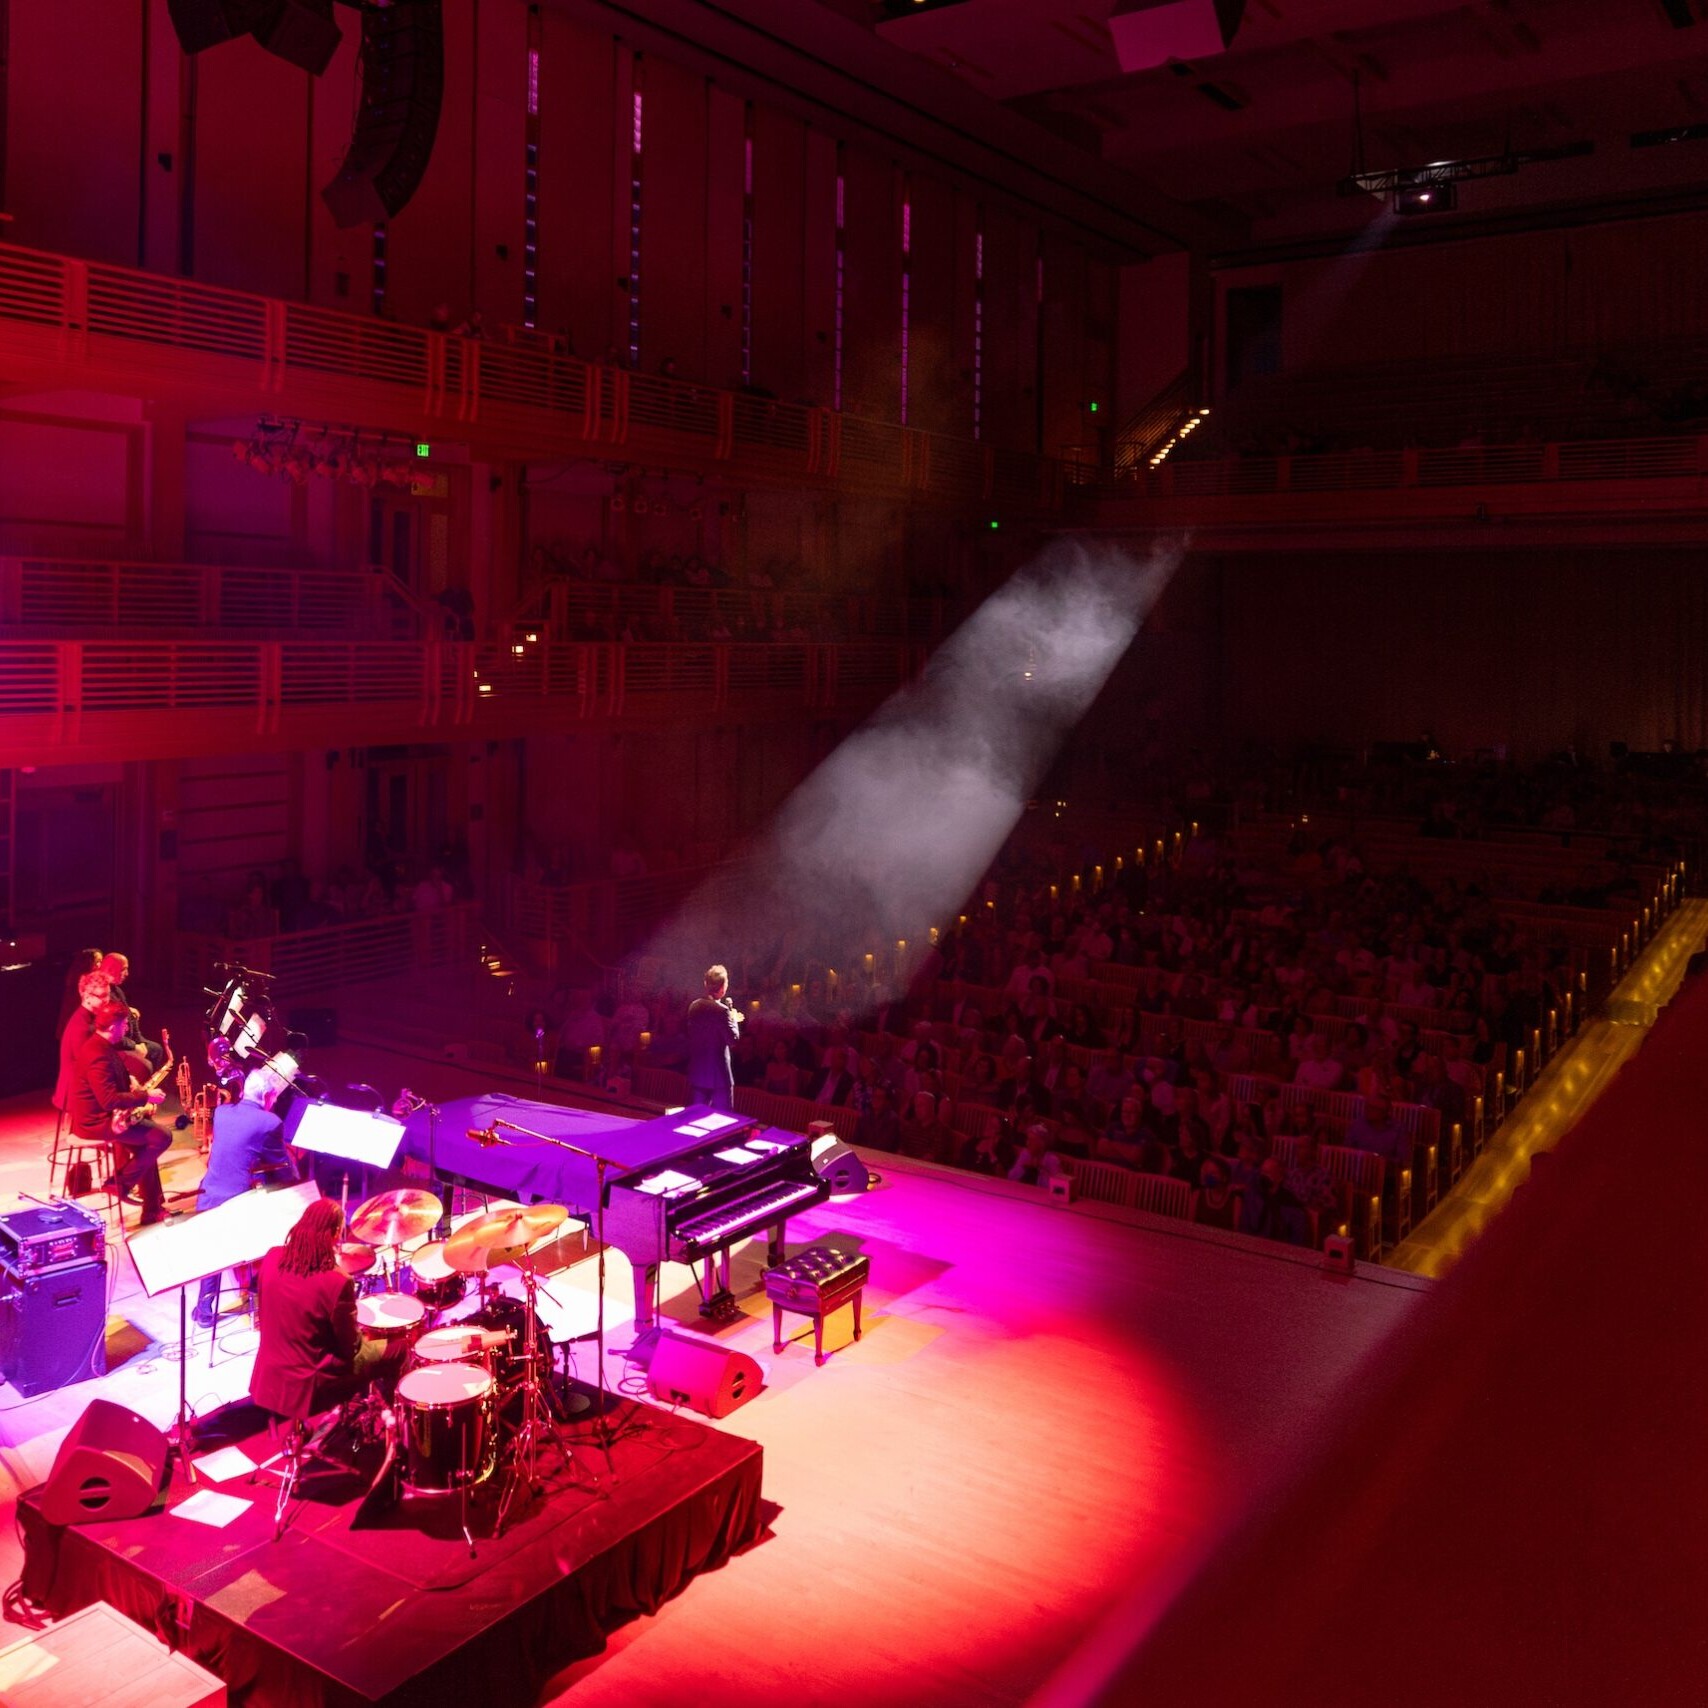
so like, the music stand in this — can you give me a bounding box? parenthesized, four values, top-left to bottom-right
(290, 1102, 405, 1210)
(124, 1181, 320, 1484)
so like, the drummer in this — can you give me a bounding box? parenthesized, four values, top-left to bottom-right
(191, 1053, 299, 1329)
(251, 1198, 404, 1420)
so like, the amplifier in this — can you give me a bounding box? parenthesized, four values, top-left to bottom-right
(0, 1201, 107, 1275)
(0, 1255, 108, 1395)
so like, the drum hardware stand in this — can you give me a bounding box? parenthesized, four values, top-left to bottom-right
(493, 1250, 573, 1537)
(166, 1286, 202, 1490)
(476, 1118, 623, 1478)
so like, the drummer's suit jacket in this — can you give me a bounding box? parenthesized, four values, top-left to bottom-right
(250, 1247, 360, 1420)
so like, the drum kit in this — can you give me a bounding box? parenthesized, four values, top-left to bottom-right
(333, 1185, 580, 1545)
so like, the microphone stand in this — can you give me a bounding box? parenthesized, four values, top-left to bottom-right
(476, 1117, 625, 1475)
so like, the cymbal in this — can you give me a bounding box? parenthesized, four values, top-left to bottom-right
(348, 1187, 443, 1249)
(444, 1202, 568, 1273)
(335, 1240, 376, 1278)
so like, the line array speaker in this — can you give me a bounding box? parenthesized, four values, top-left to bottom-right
(321, 1, 446, 228)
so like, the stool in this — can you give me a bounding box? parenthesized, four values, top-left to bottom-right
(764, 1243, 869, 1366)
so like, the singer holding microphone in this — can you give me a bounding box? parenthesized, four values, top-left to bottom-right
(686, 964, 742, 1111)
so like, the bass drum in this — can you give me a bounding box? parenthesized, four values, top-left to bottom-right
(395, 1363, 497, 1494)
(464, 1294, 553, 1388)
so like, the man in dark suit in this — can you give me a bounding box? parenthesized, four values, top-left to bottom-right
(193, 1055, 299, 1327)
(686, 963, 741, 1110)
(252, 1197, 390, 1419)
(71, 999, 170, 1224)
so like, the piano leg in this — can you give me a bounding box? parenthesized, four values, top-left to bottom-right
(634, 1263, 658, 1333)
(696, 1247, 738, 1322)
(767, 1220, 786, 1267)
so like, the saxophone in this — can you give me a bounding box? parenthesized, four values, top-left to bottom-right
(112, 1027, 174, 1135)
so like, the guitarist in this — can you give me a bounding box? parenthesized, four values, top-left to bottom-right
(71, 999, 171, 1224)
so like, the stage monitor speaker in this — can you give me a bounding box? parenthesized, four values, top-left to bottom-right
(647, 1333, 763, 1420)
(0, 1258, 108, 1397)
(40, 1400, 170, 1526)
(321, 1, 445, 227)
(811, 1133, 872, 1197)
(253, 0, 343, 75)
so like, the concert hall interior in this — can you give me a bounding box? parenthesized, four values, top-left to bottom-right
(1, 2, 1706, 1705)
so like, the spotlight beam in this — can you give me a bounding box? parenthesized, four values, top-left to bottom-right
(649, 539, 1182, 1007)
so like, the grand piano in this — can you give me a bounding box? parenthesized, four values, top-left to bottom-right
(399, 1095, 828, 1333)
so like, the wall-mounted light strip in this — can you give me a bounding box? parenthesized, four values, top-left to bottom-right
(833, 151, 846, 413)
(899, 181, 911, 426)
(628, 75, 644, 369)
(973, 215, 984, 441)
(741, 110, 755, 388)
(523, 28, 541, 329)
(371, 222, 388, 317)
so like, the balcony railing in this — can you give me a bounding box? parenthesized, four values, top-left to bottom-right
(0, 638, 923, 760)
(1111, 433, 1708, 502)
(502, 579, 956, 645)
(0, 555, 421, 637)
(0, 240, 1063, 511)
(172, 901, 478, 1000)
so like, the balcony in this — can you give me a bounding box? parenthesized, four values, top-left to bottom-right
(1081, 432, 1708, 546)
(0, 241, 1061, 513)
(0, 638, 924, 764)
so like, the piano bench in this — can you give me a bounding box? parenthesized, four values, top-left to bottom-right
(764, 1244, 870, 1367)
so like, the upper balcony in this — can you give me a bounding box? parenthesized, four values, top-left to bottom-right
(0, 241, 1061, 514)
(1076, 432, 1708, 548)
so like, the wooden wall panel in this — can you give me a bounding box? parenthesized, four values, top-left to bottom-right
(950, 191, 980, 442)
(177, 754, 291, 889)
(192, 39, 309, 296)
(905, 174, 955, 434)
(841, 145, 900, 421)
(703, 88, 746, 394)
(982, 206, 1037, 450)
(384, 0, 477, 327)
(638, 55, 708, 379)
(751, 104, 807, 401)
(801, 128, 839, 409)
(473, 0, 527, 334)
(536, 13, 616, 358)
(4, 0, 142, 265)
(0, 415, 133, 553)
(303, 27, 360, 309)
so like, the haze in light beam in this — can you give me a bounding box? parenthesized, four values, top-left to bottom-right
(647, 538, 1181, 1007)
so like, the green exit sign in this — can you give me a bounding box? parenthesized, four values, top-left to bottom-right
(415, 442, 431, 458)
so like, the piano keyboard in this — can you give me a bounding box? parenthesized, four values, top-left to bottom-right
(674, 1179, 823, 1254)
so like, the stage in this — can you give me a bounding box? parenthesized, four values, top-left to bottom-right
(0, 1058, 1429, 1707)
(18, 1395, 762, 1708)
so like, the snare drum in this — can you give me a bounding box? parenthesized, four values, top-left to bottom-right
(356, 1292, 425, 1345)
(395, 1363, 497, 1494)
(407, 1241, 466, 1312)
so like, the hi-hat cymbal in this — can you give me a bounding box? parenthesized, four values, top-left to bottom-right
(443, 1202, 568, 1273)
(348, 1187, 443, 1249)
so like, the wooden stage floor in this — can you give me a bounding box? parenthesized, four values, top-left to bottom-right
(0, 1090, 1427, 1707)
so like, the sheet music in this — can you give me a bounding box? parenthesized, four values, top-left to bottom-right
(126, 1181, 320, 1296)
(291, 1102, 405, 1168)
(635, 1169, 701, 1197)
